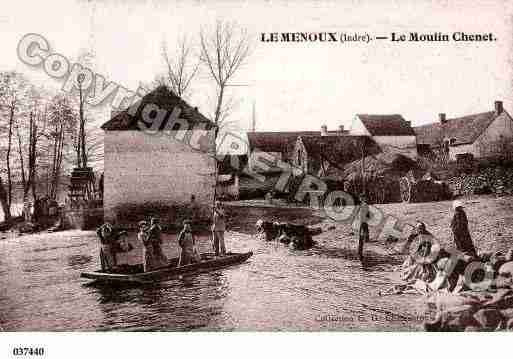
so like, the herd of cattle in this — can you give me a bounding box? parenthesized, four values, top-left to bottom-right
(255, 219, 321, 250)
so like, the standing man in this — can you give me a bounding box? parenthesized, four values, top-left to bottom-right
(451, 200, 477, 258)
(148, 217, 167, 268)
(356, 195, 370, 263)
(177, 220, 198, 266)
(138, 220, 155, 272)
(212, 201, 227, 256)
(96, 222, 117, 272)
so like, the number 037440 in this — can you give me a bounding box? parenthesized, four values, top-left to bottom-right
(12, 347, 45, 356)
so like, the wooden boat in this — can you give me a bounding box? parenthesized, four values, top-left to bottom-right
(81, 251, 253, 284)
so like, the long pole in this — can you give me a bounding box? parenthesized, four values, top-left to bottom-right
(361, 140, 366, 197)
(210, 125, 219, 252)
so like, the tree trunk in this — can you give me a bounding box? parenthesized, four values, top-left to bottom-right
(6, 106, 14, 209)
(81, 118, 87, 168)
(0, 177, 11, 222)
(50, 126, 59, 199)
(16, 125, 26, 191)
(28, 112, 38, 204)
(78, 85, 87, 168)
(50, 124, 64, 201)
(214, 85, 225, 130)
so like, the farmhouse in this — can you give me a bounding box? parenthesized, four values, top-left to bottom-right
(245, 126, 349, 173)
(414, 101, 513, 161)
(246, 131, 320, 172)
(292, 135, 379, 178)
(349, 114, 417, 158)
(101, 85, 216, 225)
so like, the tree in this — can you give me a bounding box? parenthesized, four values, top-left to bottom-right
(45, 94, 78, 200)
(73, 49, 96, 169)
(198, 20, 252, 215)
(0, 71, 30, 219)
(199, 20, 252, 133)
(158, 36, 200, 99)
(14, 85, 49, 212)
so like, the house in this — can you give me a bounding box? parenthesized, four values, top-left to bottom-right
(414, 101, 513, 161)
(246, 131, 320, 172)
(349, 114, 417, 158)
(245, 126, 349, 173)
(292, 135, 380, 178)
(342, 152, 419, 203)
(101, 85, 216, 225)
(322, 124, 350, 136)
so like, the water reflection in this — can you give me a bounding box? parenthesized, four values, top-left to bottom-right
(86, 269, 230, 330)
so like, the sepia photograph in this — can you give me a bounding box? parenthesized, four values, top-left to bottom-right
(1, 1, 513, 349)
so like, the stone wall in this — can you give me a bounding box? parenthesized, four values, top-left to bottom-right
(448, 166, 513, 197)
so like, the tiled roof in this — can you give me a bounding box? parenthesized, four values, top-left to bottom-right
(299, 135, 380, 169)
(342, 152, 417, 180)
(414, 111, 501, 146)
(101, 85, 214, 131)
(247, 131, 320, 154)
(357, 114, 415, 136)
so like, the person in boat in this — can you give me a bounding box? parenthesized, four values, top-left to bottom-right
(186, 194, 200, 226)
(212, 201, 227, 256)
(451, 200, 477, 258)
(116, 230, 133, 253)
(178, 220, 199, 266)
(138, 220, 156, 272)
(96, 222, 117, 272)
(148, 217, 168, 268)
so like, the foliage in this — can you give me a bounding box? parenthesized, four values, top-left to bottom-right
(0, 68, 103, 220)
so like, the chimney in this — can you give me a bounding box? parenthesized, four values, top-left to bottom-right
(495, 100, 503, 115)
(439, 113, 447, 124)
(321, 124, 328, 136)
(338, 125, 345, 133)
(194, 106, 198, 112)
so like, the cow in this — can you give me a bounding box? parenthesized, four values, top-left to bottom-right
(255, 220, 316, 250)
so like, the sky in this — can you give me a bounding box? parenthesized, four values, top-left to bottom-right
(1, 0, 512, 134)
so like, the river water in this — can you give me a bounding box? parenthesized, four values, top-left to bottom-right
(0, 214, 431, 331)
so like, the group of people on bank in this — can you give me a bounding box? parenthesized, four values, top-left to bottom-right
(399, 199, 479, 290)
(97, 199, 227, 273)
(357, 197, 476, 259)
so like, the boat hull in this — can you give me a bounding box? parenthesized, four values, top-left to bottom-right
(81, 251, 253, 284)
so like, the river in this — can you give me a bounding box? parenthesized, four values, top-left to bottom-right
(0, 207, 432, 331)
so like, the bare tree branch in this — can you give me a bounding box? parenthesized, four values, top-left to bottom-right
(160, 35, 200, 98)
(199, 20, 252, 131)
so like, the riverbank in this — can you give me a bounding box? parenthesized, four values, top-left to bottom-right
(226, 194, 513, 254)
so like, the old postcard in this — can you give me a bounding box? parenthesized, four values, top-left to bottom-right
(1, 0, 513, 349)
